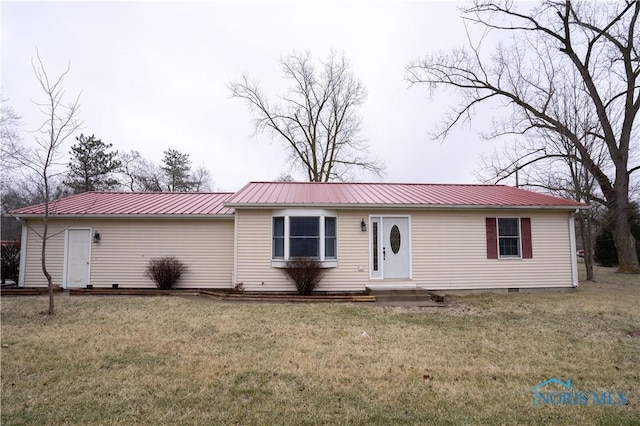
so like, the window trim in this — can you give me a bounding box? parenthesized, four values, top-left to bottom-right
(271, 209, 338, 268)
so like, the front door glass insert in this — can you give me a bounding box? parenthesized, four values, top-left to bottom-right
(390, 225, 401, 254)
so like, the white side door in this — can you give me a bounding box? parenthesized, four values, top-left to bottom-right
(65, 229, 91, 288)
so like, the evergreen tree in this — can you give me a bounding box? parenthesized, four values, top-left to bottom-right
(595, 203, 640, 267)
(161, 149, 193, 192)
(65, 134, 121, 193)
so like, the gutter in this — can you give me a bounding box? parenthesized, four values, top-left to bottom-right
(223, 203, 590, 211)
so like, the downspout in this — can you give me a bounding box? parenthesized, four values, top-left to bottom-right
(568, 210, 579, 288)
(231, 211, 238, 289)
(17, 218, 27, 288)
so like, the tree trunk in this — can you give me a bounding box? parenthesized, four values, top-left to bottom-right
(612, 212, 640, 273)
(577, 211, 594, 281)
(611, 178, 640, 273)
(41, 219, 54, 315)
(583, 212, 594, 281)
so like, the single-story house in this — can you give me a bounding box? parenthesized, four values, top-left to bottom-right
(10, 181, 587, 293)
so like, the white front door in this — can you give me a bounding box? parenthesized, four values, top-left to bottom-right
(65, 229, 91, 288)
(370, 217, 411, 280)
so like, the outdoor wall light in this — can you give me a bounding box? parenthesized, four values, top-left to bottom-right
(361, 219, 367, 232)
(93, 231, 101, 243)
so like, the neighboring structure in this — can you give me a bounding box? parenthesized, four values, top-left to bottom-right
(10, 182, 587, 293)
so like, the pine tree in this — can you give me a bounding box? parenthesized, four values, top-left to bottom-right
(161, 149, 193, 192)
(65, 134, 121, 193)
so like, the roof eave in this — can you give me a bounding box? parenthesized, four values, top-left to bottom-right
(13, 213, 236, 220)
(224, 203, 588, 210)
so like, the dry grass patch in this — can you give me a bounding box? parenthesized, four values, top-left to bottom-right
(2, 266, 639, 425)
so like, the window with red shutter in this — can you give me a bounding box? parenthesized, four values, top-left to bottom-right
(486, 217, 532, 259)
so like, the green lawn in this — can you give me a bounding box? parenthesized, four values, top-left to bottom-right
(1, 266, 639, 425)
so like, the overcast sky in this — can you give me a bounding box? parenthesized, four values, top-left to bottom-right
(2, 0, 506, 192)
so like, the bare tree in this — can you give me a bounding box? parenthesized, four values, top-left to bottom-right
(191, 164, 213, 192)
(476, 68, 609, 279)
(1, 101, 24, 239)
(230, 51, 384, 182)
(118, 150, 213, 192)
(275, 172, 295, 182)
(117, 150, 143, 191)
(407, 1, 640, 273)
(0, 101, 22, 157)
(118, 150, 163, 192)
(136, 162, 164, 192)
(1, 176, 69, 241)
(1, 52, 82, 314)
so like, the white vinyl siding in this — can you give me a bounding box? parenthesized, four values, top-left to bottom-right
(411, 210, 573, 289)
(236, 208, 574, 292)
(235, 210, 369, 292)
(21, 218, 234, 289)
(21, 222, 66, 288)
(20, 208, 575, 292)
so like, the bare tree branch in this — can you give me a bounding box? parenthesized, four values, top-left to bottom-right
(230, 51, 384, 182)
(3, 51, 82, 314)
(407, 0, 640, 273)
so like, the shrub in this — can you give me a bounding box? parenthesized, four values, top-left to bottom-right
(283, 257, 324, 295)
(594, 228, 618, 267)
(594, 202, 640, 267)
(1, 241, 20, 284)
(144, 256, 187, 289)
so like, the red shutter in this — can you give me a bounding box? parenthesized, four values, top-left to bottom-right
(486, 218, 498, 259)
(521, 217, 532, 259)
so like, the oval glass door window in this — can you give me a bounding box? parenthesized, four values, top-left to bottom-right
(390, 225, 401, 254)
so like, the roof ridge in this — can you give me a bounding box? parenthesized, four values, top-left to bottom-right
(79, 191, 235, 195)
(248, 181, 507, 187)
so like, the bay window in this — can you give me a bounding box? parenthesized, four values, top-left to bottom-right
(272, 211, 337, 266)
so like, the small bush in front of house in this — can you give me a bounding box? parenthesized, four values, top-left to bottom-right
(283, 257, 324, 296)
(144, 256, 187, 289)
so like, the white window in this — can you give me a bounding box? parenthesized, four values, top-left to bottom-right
(273, 217, 285, 258)
(271, 210, 337, 267)
(498, 218, 521, 258)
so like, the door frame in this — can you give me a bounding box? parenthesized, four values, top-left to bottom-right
(62, 227, 93, 289)
(368, 215, 412, 280)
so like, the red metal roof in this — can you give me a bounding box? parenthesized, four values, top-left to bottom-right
(10, 192, 235, 217)
(10, 183, 587, 217)
(224, 182, 587, 209)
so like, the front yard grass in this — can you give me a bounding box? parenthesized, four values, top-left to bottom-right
(1, 266, 639, 425)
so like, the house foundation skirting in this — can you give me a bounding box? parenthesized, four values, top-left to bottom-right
(425, 287, 577, 296)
